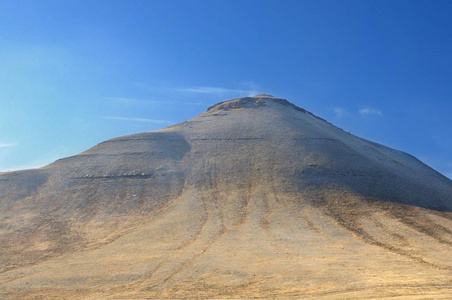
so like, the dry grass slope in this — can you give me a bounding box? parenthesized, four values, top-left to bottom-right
(0, 95, 451, 299)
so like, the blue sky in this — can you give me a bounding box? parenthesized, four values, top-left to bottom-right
(0, 0, 451, 179)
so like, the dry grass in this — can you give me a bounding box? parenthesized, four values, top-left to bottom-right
(1, 95, 451, 299)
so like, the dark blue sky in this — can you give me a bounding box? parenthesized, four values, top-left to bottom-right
(0, 0, 451, 178)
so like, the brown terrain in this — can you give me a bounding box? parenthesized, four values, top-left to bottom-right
(0, 94, 451, 299)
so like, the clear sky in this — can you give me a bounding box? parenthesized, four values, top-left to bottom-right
(0, 0, 451, 179)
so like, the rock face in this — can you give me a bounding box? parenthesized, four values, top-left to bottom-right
(1, 94, 451, 299)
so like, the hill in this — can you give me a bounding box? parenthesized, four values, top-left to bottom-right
(1, 94, 451, 299)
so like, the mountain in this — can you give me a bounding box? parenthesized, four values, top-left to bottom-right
(1, 94, 451, 299)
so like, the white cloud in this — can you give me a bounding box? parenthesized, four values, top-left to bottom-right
(0, 143, 17, 148)
(240, 81, 260, 93)
(106, 97, 206, 106)
(101, 116, 172, 124)
(107, 97, 155, 106)
(175, 86, 260, 96)
(332, 107, 351, 117)
(359, 107, 382, 116)
(132, 82, 261, 96)
(131, 82, 262, 98)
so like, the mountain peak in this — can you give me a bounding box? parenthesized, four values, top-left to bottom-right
(250, 93, 276, 98)
(207, 94, 307, 113)
(1, 93, 452, 299)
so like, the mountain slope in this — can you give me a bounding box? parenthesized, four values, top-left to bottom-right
(1, 94, 451, 299)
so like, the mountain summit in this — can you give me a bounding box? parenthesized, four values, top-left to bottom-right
(1, 95, 451, 299)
